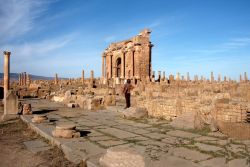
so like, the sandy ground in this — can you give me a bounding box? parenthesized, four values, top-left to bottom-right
(0, 107, 78, 167)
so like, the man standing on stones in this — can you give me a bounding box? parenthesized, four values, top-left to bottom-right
(122, 79, 134, 109)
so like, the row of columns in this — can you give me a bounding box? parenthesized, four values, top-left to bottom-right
(18, 72, 31, 86)
(150, 71, 249, 83)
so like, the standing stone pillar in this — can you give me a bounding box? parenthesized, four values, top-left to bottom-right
(26, 74, 30, 86)
(244, 72, 248, 82)
(82, 70, 85, 85)
(3, 51, 11, 97)
(21, 73, 24, 86)
(176, 72, 180, 81)
(91, 70, 94, 80)
(218, 74, 221, 82)
(158, 71, 161, 81)
(131, 50, 135, 77)
(121, 52, 125, 78)
(187, 72, 190, 81)
(162, 71, 166, 81)
(55, 73, 58, 85)
(240, 75, 242, 83)
(211, 71, 214, 83)
(24, 72, 27, 86)
(224, 76, 227, 82)
(18, 73, 21, 86)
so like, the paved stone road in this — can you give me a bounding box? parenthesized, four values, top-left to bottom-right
(21, 99, 250, 167)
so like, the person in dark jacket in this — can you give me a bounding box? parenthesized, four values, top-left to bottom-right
(122, 79, 134, 109)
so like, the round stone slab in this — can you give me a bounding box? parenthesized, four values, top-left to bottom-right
(56, 124, 76, 130)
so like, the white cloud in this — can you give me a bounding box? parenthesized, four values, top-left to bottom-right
(221, 37, 250, 49)
(0, 34, 75, 60)
(0, 0, 51, 43)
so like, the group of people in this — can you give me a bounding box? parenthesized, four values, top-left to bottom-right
(122, 79, 134, 109)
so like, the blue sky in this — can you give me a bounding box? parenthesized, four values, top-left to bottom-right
(0, 0, 249, 80)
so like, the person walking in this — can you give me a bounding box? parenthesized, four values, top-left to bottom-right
(122, 79, 134, 109)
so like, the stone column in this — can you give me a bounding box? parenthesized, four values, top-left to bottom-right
(224, 76, 227, 82)
(3, 51, 11, 97)
(110, 55, 112, 78)
(131, 50, 135, 77)
(55, 73, 58, 85)
(26, 73, 30, 86)
(91, 70, 94, 80)
(82, 70, 84, 85)
(218, 74, 221, 82)
(162, 71, 166, 80)
(176, 72, 180, 81)
(24, 72, 27, 86)
(18, 73, 21, 86)
(187, 72, 190, 81)
(240, 75, 242, 83)
(210, 71, 214, 83)
(244, 72, 248, 82)
(21, 73, 25, 86)
(158, 71, 161, 81)
(121, 52, 125, 78)
(102, 55, 105, 78)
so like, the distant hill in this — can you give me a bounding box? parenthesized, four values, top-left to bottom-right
(0, 73, 55, 81)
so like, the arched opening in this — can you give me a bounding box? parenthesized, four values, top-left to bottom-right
(116, 57, 121, 78)
(0, 87, 3, 99)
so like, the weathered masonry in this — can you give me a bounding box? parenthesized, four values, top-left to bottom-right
(102, 29, 153, 81)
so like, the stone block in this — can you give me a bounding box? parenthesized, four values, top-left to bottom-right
(4, 90, 18, 115)
(123, 107, 148, 119)
(104, 95, 116, 106)
(22, 103, 32, 115)
(99, 147, 145, 167)
(67, 103, 79, 108)
(87, 97, 104, 110)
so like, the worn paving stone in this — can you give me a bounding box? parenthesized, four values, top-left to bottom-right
(194, 142, 224, 152)
(228, 159, 249, 167)
(142, 132, 167, 140)
(157, 155, 200, 167)
(137, 140, 168, 148)
(199, 158, 227, 167)
(130, 122, 151, 128)
(194, 136, 218, 142)
(171, 147, 211, 161)
(98, 127, 139, 139)
(87, 130, 105, 137)
(227, 144, 246, 154)
(97, 140, 127, 148)
(76, 121, 101, 127)
(166, 130, 201, 139)
(23, 139, 51, 154)
(207, 132, 228, 138)
(128, 128, 151, 135)
(88, 136, 115, 142)
(161, 136, 180, 145)
(126, 136, 149, 141)
(61, 140, 105, 164)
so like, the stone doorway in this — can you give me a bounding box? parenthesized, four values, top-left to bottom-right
(116, 57, 121, 78)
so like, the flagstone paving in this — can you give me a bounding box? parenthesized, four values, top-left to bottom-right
(21, 99, 250, 167)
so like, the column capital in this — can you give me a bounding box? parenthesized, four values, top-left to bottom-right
(3, 51, 11, 56)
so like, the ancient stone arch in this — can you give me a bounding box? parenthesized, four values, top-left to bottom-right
(102, 29, 153, 81)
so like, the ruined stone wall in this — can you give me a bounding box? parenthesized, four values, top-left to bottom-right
(136, 81, 250, 123)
